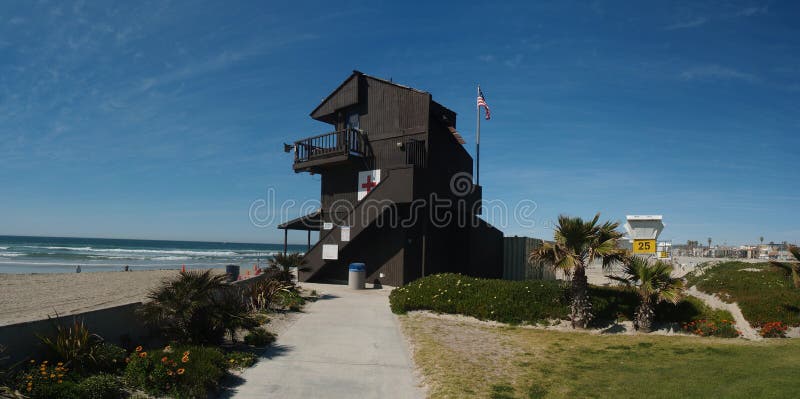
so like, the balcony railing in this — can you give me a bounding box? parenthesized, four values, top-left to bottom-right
(294, 129, 367, 165)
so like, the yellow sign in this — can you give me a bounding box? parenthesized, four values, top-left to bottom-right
(633, 239, 656, 254)
(659, 251, 669, 258)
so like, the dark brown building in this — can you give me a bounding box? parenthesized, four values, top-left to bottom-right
(279, 71, 503, 287)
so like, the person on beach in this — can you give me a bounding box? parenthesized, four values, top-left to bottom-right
(76, 265, 82, 273)
(124, 265, 129, 272)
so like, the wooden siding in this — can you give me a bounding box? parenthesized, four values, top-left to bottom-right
(359, 77, 429, 140)
(503, 237, 553, 280)
(310, 75, 360, 121)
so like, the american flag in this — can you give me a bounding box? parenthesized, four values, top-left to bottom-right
(477, 88, 491, 120)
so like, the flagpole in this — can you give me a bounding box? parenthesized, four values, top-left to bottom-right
(476, 84, 481, 186)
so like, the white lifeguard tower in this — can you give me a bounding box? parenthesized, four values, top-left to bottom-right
(624, 215, 664, 256)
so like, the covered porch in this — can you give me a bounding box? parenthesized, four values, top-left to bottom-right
(277, 210, 323, 256)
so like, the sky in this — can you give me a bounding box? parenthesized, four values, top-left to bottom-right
(0, 0, 797, 245)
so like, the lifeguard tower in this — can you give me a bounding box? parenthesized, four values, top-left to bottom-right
(624, 215, 664, 257)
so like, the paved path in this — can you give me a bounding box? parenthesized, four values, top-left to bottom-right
(225, 283, 424, 399)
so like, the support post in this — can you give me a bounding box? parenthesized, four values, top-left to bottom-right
(307, 230, 311, 253)
(476, 85, 481, 186)
(283, 229, 288, 256)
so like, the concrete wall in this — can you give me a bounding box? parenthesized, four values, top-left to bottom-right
(0, 272, 271, 364)
(0, 302, 152, 364)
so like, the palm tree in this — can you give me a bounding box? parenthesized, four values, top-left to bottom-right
(269, 253, 307, 282)
(607, 257, 684, 332)
(139, 270, 257, 344)
(760, 236, 764, 246)
(529, 213, 627, 328)
(771, 245, 800, 288)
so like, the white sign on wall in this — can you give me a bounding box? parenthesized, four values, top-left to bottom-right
(322, 244, 338, 260)
(323, 222, 333, 230)
(341, 226, 350, 242)
(357, 169, 381, 201)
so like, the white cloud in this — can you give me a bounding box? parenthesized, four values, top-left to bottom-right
(679, 65, 758, 83)
(736, 6, 768, 17)
(665, 17, 707, 30)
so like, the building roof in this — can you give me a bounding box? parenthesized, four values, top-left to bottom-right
(309, 70, 456, 121)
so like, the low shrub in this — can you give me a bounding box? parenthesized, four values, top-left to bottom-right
(275, 290, 305, 311)
(124, 345, 227, 399)
(759, 321, 788, 338)
(15, 360, 78, 399)
(391, 274, 732, 328)
(243, 327, 276, 347)
(77, 373, 122, 399)
(225, 351, 257, 370)
(687, 261, 800, 327)
(390, 274, 569, 324)
(36, 317, 106, 374)
(682, 319, 741, 338)
(91, 343, 127, 374)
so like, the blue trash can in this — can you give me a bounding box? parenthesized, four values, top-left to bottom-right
(348, 263, 365, 289)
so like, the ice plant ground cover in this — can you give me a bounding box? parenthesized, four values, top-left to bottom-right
(686, 261, 800, 329)
(400, 312, 800, 399)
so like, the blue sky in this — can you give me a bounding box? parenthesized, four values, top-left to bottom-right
(0, 1, 797, 245)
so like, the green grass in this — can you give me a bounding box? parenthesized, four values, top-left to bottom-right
(401, 313, 800, 399)
(390, 274, 731, 327)
(687, 261, 800, 327)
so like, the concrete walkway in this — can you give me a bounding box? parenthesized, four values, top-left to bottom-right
(225, 283, 424, 399)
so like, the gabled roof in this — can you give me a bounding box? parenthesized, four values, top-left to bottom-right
(309, 70, 455, 123)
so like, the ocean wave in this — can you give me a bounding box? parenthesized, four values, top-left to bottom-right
(153, 256, 192, 261)
(0, 246, 8, 250)
(24, 246, 245, 257)
(0, 252, 24, 257)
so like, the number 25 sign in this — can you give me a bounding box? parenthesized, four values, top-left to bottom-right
(633, 239, 656, 254)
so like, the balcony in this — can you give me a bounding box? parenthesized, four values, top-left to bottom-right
(293, 129, 367, 172)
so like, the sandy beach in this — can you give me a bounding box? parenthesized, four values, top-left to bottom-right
(0, 270, 188, 326)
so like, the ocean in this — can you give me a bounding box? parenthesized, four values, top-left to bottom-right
(0, 235, 306, 274)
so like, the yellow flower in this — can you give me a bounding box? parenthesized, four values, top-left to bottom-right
(50, 374, 55, 378)
(167, 370, 174, 376)
(181, 355, 189, 363)
(176, 368, 185, 375)
(183, 351, 190, 356)
(57, 362, 63, 366)
(139, 352, 147, 358)
(29, 359, 35, 364)
(229, 359, 235, 363)
(58, 380, 62, 384)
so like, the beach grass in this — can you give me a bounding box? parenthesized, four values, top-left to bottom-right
(400, 313, 800, 399)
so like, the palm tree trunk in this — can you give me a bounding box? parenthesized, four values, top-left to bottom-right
(634, 300, 654, 333)
(571, 266, 592, 328)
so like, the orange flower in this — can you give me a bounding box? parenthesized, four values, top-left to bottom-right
(176, 368, 185, 375)
(183, 351, 190, 356)
(135, 346, 143, 352)
(167, 370, 174, 376)
(161, 356, 169, 363)
(139, 352, 147, 358)
(181, 355, 189, 363)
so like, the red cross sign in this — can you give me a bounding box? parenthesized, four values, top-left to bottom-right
(357, 169, 381, 201)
